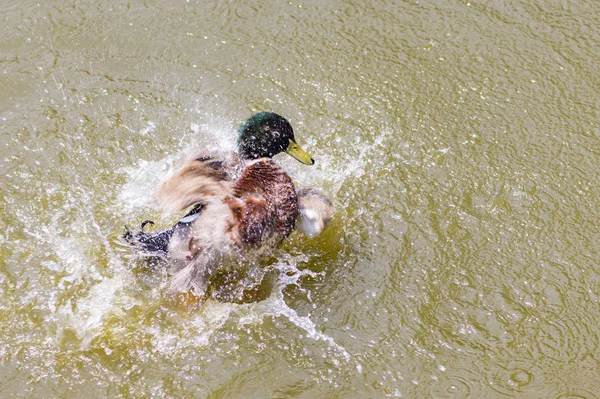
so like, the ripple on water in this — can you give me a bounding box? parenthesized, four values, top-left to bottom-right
(533, 315, 598, 363)
(484, 362, 541, 397)
(429, 374, 474, 398)
(232, 3, 259, 20)
(554, 392, 599, 399)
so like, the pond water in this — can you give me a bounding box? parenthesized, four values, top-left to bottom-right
(1, 0, 600, 397)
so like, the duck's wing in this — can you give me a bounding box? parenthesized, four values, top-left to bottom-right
(296, 188, 334, 237)
(166, 254, 217, 296)
(156, 153, 235, 215)
(165, 200, 234, 296)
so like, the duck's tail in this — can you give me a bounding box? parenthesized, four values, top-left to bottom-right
(120, 221, 173, 257)
(120, 204, 206, 257)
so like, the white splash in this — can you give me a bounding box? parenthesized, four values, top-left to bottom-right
(117, 157, 174, 212)
(139, 121, 156, 136)
(235, 258, 355, 365)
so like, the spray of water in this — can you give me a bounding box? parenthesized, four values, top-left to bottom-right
(110, 116, 363, 366)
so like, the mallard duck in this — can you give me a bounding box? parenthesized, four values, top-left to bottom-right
(122, 112, 334, 296)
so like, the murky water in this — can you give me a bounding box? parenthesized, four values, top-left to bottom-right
(2, 0, 600, 397)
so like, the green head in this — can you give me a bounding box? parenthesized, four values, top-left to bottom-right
(238, 112, 314, 165)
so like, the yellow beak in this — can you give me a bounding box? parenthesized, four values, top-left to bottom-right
(286, 140, 315, 165)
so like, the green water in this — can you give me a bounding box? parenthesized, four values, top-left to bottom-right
(2, 0, 600, 397)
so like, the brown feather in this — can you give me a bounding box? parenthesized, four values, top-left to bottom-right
(229, 160, 299, 248)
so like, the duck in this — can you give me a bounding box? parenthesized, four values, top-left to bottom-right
(121, 112, 334, 297)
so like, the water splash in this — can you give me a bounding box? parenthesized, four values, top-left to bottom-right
(118, 119, 238, 214)
(189, 120, 237, 155)
(109, 117, 360, 370)
(234, 257, 358, 368)
(57, 277, 126, 348)
(118, 157, 174, 213)
(47, 214, 142, 349)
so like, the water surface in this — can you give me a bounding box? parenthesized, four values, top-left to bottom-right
(1, 0, 600, 397)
